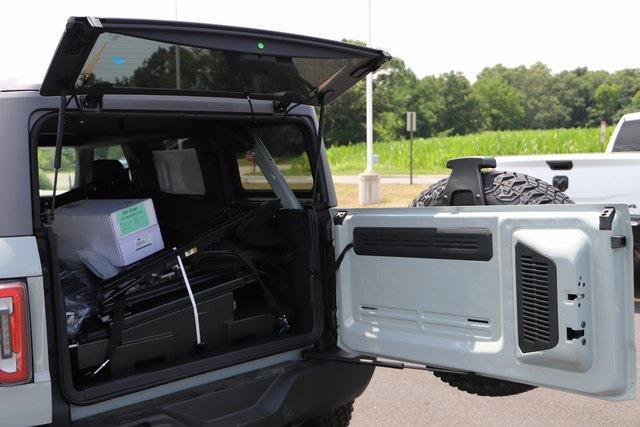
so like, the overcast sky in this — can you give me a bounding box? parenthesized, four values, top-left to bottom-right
(1, 0, 638, 86)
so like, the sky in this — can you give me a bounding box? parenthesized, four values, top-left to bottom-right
(1, 0, 639, 86)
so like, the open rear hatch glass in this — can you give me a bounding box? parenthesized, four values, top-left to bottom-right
(40, 17, 390, 105)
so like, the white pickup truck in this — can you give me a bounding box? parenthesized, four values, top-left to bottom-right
(496, 113, 640, 290)
(496, 113, 640, 218)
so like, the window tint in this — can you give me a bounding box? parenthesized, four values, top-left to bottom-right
(613, 121, 640, 152)
(237, 124, 312, 192)
(94, 145, 126, 164)
(77, 33, 363, 100)
(38, 147, 77, 196)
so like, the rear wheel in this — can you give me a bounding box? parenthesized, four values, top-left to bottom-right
(411, 170, 573, 397)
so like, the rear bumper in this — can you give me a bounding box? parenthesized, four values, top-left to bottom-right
(73, 359, 374, 426)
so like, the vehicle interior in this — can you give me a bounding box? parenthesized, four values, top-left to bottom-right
(32, 111, 328, 404)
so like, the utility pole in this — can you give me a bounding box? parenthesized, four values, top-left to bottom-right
(358, 0, 381, 205)
(406, 111, 416, 185)
(366, 2, 373, 174)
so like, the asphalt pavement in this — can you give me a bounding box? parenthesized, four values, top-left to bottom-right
(351, 305, 640, 426)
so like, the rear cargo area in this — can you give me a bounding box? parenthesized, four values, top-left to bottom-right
(34, 112, 322, 403)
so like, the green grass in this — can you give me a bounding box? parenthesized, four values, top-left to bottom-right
(325, 127, 612, 175)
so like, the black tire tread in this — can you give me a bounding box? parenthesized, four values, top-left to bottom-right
(433, 372, 535, 397)
(410, 170, 574, 207)
(305, 401, 354, 427)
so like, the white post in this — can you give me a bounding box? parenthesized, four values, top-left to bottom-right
(359, 0, 381, 205)
(366, 45, 373, 169)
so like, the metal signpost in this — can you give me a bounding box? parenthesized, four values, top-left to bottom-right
(406, 111, 417, 184)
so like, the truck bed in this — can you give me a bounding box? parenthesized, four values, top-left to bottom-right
(495, 152, 640, 217)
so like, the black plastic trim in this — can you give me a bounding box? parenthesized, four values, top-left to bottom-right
(515, 243, 559, 353)
(73, 359, 373, 426)
(547, 160, 573, 170)
(611, 236, 627, 248)
(599, 207, 616, 230)
(552, 175, 569, 192)
(352, 227, 493, 261)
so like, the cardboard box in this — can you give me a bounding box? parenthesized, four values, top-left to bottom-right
(53, 199, 164, 268)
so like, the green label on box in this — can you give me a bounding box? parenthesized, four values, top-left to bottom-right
(116, 202, 149, 236)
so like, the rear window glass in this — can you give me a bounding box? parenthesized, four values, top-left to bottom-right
(38, 147, 77, 196)
(237, 124, 312, 192)
(613, 120, 640, 152)
(94, 145, 126, 163)
(77, 33, 362, 99)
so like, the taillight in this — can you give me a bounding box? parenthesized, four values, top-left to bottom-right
(0, 282, 30, 385)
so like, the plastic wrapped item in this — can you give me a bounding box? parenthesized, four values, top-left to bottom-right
(78, 249, 121, 280)
(59, 266, 98, 339)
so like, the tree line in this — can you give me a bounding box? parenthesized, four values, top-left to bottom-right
(324, 41, 640, 146)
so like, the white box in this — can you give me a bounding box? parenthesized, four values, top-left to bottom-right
(53, 199, 164, 268)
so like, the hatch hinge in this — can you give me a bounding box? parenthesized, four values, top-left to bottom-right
(273, 99, 290, 115)
(302, 349, 472, 374)
(81, 92, 103, 112)
(272, 91, 314, 116)
(80, 82, 112, 112)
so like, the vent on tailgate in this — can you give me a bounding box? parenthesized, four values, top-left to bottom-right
(352, 227, 493, 261)
(515, 243, 559, 353)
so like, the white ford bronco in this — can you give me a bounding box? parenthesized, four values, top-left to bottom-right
(0, 17, 635, 426)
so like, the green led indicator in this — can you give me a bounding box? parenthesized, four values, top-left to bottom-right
(257, 41, 265, 49)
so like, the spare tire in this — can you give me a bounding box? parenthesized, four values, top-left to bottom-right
(411, 170, 574, 207)
(410, 169, 573, 397)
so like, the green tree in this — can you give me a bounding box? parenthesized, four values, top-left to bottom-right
(592, 83, 622, 123)
(437, 72, 479, 135)
(411, 76, 443, 137)
(553, 68, 589, 127)
(617, 90, 640, 117)
(473, 74, 523, 130)
(372, 58, 418, 140)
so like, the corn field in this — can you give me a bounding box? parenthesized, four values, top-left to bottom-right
(325, 127, 612, 175)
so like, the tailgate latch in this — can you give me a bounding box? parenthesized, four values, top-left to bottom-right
(599, 207, 616, 230)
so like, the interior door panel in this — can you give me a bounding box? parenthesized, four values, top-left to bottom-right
(333, 204, 636, 401)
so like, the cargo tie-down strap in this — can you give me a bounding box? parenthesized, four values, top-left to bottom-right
(224, 240, 290, 336)
(89, 292, 126, 378)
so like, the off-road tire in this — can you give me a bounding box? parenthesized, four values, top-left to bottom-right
(433, 371, 535, 397)
(411, 170, 573, 397)
(411, 170, 574, 207)
(304, 401, 354, 427)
